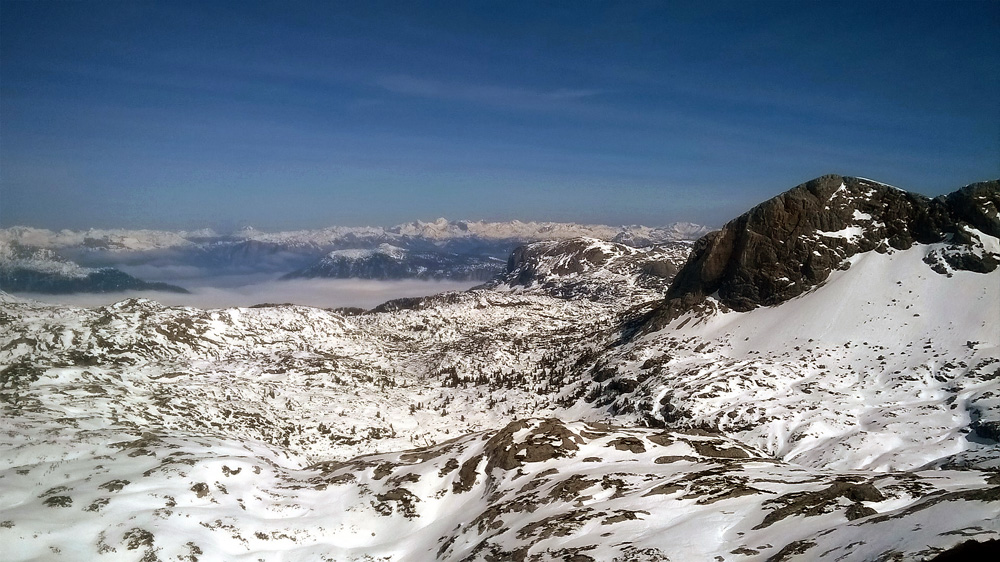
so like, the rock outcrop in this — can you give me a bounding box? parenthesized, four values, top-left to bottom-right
(652, 175, 999, 323)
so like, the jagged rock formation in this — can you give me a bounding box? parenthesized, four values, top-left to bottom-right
(656, 175, 999, 321)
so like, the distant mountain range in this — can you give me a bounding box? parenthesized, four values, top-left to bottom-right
(1, 219, 712, 253)
(281, 243, 508, 282)
(0, 220, 712, 293)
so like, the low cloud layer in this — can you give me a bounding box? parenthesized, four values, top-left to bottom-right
(16, 278, 481, 310)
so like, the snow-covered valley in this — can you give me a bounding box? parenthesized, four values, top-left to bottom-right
(1, 176, 998, 561)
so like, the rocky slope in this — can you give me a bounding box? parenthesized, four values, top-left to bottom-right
(3, 415, 996, 562)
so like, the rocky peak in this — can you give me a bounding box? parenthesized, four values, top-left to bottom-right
(504, 238, 627, 284)
(942, 180, 1000, 239)
(653, 175, 999, 322)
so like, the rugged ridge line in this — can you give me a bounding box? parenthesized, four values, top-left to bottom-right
(650, 175, 999, 325)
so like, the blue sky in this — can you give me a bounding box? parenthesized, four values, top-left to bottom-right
(2, 1, 997, 230)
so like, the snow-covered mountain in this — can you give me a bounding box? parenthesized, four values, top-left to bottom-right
(0, 220, 711, 253)
(0, 240, 188, 294)
(0, 226, 202, 252)
(387, 218, 712, 244)
(283, 243, 506, 282)
(0, 220, 711, 290)
(1, 175, 998, 560)
(657, 175, 998, 319)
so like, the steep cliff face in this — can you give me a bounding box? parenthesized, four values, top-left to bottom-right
(657, 175, 999, 319)
(944, 180, 1000, 239)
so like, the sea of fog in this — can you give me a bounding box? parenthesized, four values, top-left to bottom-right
(16, 276, 482, 310)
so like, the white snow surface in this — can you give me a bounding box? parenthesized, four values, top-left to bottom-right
(1, 239, 998, 561)
(816, 226, 865, 241)
(631, 244, 999, 471)
(325, 244, 408, 261)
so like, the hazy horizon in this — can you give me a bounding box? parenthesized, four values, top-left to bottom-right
(1, 215, 719, 233)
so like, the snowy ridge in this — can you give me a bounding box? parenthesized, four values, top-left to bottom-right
(283, 243, 505, 282)
(0, 240, 93, 278)
(325, 244, 408, 261)
(388, 218, 711, 243)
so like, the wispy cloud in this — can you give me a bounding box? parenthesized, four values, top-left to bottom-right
(376, 74, 604, 110)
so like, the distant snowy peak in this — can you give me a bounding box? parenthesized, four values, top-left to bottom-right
(0, 226, 197, 252)
(388, 217, 624, 241)
(326, 243, 408, 261)
(282, 242, 502, 282)
(237, 225, 391, 248)
(389, 218, 711, 244)
(0, 240, 93, 278)
(0, 220, 710, 255)
(612, 222, 713, 246)
(655, 174, 1000, 322)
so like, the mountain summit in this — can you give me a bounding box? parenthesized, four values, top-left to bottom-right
(656, 175, 999, 321)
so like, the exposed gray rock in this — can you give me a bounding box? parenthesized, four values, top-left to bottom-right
(650, 175, 999, 325)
